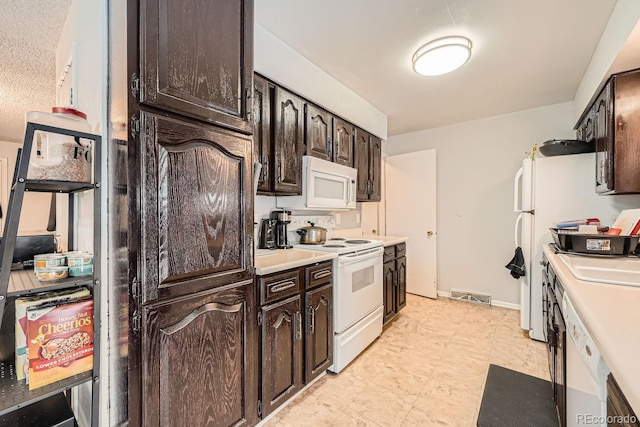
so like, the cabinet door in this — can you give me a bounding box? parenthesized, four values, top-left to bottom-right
(306, 104, 332, 162)
(594, 83, 613, 193)
(139, 281, 258, 427)
(333, 118, 354, 167)
(396, 256, 407, 312)
(139, 0, 253, 134)
(369, 136, 382, 202)
(610, 72, 640, 194)
(304, 284, 333, 384)
(273, 87, 304, 193)
(135, 111, 254, 303)
(354, 128, 370, 201)
(253, 74, 273, 193)
(607, 374, 639, 426)
(383, 260, 396, 324)
(261, 295, 303, 417)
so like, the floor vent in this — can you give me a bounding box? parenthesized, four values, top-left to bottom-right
(449, 289, 492, 306)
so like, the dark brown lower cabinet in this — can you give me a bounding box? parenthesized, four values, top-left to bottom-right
(305, 283, 333, 383)
(383, 244, 407, 325)
(260, 295, 303, 417)
(607, 374, 639, 427)
(383, 260, 396, 323)
(139, 280, 258, 427)
(258, 261, 333, 419)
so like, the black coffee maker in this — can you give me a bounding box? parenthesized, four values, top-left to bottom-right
(271, 210, 292, 249)
(258, 218, 278, 249)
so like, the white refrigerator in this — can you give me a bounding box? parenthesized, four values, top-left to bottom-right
(514, 153, 640, 342)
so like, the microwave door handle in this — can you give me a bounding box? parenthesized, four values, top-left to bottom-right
(514, 166, 524, 212)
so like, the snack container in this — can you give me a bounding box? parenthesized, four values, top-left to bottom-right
(68, 265, 93, 277)
(36, 267, 69, 281)
(34, 254, 67, 274)
(66, 253, 93, 267)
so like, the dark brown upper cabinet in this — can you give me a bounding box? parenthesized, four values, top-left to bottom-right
(139, 0, 254, 134)
(354, 128, 382, 202)
(305, 104, 333, 162)
(139, 281, 258, 427)
(273, 87, 305, 194)
(333, 117, 355, 167)
(253, 74, 273, 193)
(592, 70, 640, 195)
(133, 110, 254, 304)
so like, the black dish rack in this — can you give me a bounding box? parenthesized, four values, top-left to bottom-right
(550, 228, 639, 256)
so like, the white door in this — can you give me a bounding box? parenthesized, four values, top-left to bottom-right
(385, 149, 437, 299)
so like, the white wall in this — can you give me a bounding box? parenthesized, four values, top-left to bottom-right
(0, 141, 52, 235)
(254, 24, 388, 140)
(381, 101, 576, 306)
(573, 0, 640, 121)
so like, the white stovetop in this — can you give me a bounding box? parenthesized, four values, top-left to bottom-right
(543, 245, 640, 413)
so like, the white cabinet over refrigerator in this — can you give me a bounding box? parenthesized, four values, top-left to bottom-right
(513, 152, 640, 342)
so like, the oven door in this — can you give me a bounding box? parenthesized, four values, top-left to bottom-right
(334, 247, 383, 333)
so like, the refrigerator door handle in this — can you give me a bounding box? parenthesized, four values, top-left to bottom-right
(514, 166, 524, 212)
(515, 212, 524, 247)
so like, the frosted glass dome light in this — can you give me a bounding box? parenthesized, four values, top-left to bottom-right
(412, 36, 472, 76)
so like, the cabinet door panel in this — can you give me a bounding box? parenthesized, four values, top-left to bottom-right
(140, 282, 258, 427)
(305, 284, 333, 383)
(261, 295, 303, 417)
(139, 0, 253, 133)
(396, 256, 407, 312)
(595, 85, 613, 193)
(136, 111, 253, 303)
(253, 74, 273, 193)
(354, 129, 370, 201)
(306, 104, 332, 162)
(369, 136, 382, 202)
(383, 260, 395, 324)
(273, 88, 304, 193)
(333, 118, 354, 167)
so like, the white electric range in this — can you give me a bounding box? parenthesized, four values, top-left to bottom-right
(291, 226, 384, 373)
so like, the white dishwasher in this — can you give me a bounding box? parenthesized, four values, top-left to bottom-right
(563, 293, 609, 427)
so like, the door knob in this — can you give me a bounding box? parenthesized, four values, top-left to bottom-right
(427, 231, 434, 237)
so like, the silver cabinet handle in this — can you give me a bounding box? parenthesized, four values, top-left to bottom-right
(270, 280, 295, 293)
(277, 159, 283, 183)
(312, 269, 332, 280)
(308, 306, 315, 335)
(295, 312, 303, 341)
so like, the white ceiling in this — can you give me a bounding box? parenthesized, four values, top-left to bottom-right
(255, 0, 619, 136)
(0, 0, 72, 143)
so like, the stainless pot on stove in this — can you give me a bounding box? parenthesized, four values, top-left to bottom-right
(296, 222, 327, 244)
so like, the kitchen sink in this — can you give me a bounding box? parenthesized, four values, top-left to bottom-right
(558, 253, 640, 287)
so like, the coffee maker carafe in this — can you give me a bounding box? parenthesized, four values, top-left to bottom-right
(271, 210, 292, 249)
(258, 218, 278, 249)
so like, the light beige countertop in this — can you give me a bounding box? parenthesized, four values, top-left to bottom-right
(362, 235, 408, 247)
(254, 249, 337, 276)
(542, 245, 640, 413)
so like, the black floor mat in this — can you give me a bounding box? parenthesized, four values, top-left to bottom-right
(477, 364, 558, 427)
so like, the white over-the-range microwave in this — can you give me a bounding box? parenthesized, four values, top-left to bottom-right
(276, 156, 357, 210)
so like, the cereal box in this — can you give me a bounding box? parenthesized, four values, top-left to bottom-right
(15, 287, 90, 380)
(26, 299, 94, 390)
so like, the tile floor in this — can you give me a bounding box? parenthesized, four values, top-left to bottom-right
(262, 293, 549, 427)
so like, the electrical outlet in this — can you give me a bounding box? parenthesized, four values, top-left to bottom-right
(356, 213, 361, 223)
(335, 213, 341, 225)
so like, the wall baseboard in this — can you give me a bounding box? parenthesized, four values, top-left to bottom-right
(437, 290, 520, 311)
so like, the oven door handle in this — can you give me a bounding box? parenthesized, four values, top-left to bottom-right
(338, 246, 384, 265)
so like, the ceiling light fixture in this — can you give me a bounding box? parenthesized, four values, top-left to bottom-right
(412, 36, 472, 76)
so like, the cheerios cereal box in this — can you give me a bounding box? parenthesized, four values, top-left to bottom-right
(26, 299, 93, 390)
